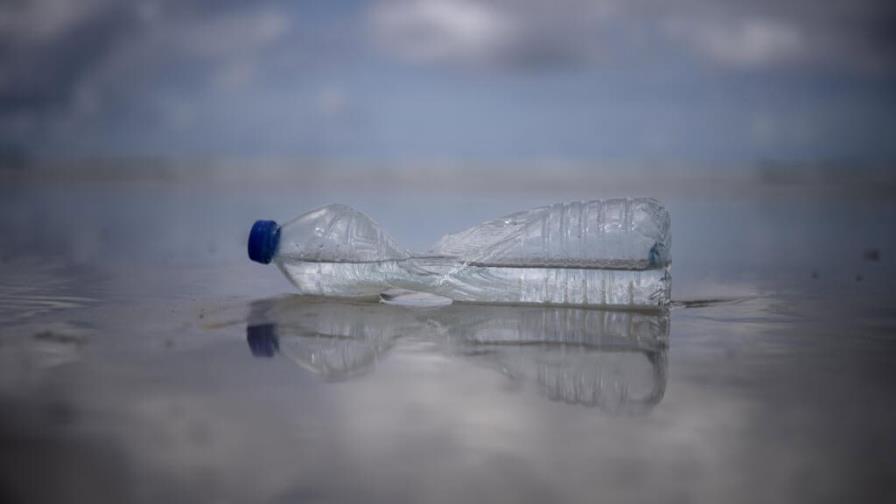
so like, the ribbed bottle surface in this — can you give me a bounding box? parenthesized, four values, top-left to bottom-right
(431, 199, 670, 269)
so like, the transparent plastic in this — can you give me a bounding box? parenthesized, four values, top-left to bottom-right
(269, 200, 671, 309)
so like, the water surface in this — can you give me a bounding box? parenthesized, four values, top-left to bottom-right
(1, 179, 894, 503)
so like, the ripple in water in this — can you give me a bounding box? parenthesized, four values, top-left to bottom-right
(0, 260, 96, 325)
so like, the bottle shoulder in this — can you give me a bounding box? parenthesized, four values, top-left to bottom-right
(278, 204, 410, 262)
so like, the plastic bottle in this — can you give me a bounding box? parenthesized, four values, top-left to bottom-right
(248, 199, 671, 309)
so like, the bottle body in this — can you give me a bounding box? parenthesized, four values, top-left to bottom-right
(255, 200, 671, 309)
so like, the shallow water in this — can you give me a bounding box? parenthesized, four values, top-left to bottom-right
(1, 179, 895, 503)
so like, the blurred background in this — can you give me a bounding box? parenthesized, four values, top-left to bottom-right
(1, 0, 894, 180)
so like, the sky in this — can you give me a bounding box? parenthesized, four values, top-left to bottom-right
(1, 0, 895, 165)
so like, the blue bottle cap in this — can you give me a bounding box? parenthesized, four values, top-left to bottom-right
(248, 220, 280, 264)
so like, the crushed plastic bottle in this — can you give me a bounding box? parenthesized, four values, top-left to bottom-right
(248, 199, 671, 309)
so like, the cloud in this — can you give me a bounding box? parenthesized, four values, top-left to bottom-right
(371, 0, 516, 65)
(665, 16, 805, 68)
(662, 1, 896, 72)
(0, 1, 138, 113)
(0, 1, 290, 96)
(0, 0, 109, 42)
(369, 0, 620, 68)
(0, 1, 298, 151)
(368, 0, 896, 72)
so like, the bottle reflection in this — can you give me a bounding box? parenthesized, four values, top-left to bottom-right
(246, 298, 404, 381)
(437, 305, 667, 415)
(246, 297, 668, 413)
